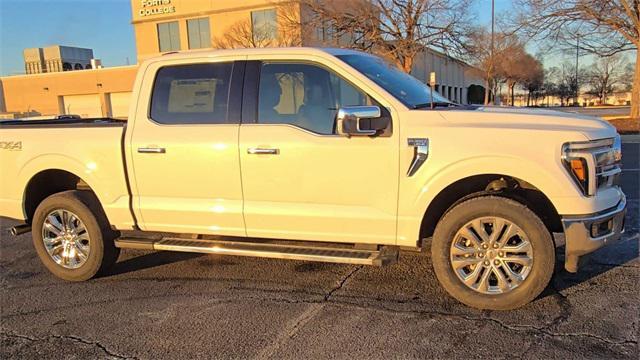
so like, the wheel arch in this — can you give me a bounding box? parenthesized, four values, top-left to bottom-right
(22, 169, 100, 224)
(419, 174, 562, 241)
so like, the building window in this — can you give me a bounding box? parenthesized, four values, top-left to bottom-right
(187, 17, 211, 49)
(251, 8, 277, 44)
(157, 21, 181, 52)
(314, 20, 336, 44)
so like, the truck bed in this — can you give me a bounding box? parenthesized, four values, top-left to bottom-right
(0, 118, 133, 227)
(0, 117, 125, 128)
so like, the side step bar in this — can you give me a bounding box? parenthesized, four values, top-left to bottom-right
(115, 237, 398, 266)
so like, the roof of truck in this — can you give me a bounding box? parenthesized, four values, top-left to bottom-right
(151, 47, 371, 61)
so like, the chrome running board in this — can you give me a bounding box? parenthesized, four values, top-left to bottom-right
(115, 237, 398, 266)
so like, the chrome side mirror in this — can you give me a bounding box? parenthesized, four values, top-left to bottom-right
(336, 106, 383, 137)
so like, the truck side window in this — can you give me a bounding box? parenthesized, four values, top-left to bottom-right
(150, 62, 233, 124)
(258, 63, 373, 135)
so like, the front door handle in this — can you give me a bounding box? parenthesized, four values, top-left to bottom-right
(138, 147, 166, 154)
(247, 148, 279, 155)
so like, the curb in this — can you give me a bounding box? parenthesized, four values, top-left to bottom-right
(621, 134, 640, 143)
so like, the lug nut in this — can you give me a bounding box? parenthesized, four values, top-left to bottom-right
(494, 260, 500, 266)
(499, 251, 504, 257)
(493, 243, 499, 249)
(482, 244, 488, 249)
(478, 252, 484, 257)
(484, 260, 490, 266)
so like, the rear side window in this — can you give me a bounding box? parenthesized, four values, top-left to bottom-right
(150, 62, 233, 124)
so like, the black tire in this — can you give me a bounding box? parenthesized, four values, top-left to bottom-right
(431, 196, 554, 310)
(31, 190, 120, 281)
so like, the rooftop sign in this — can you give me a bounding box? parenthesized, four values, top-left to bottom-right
(139, 0, 175, 17)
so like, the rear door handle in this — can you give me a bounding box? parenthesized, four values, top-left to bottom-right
(138, 147, 166, 154)
(247, 148, 279, 155)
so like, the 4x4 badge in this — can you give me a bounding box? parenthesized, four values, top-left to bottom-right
(0, 141, 22, 151)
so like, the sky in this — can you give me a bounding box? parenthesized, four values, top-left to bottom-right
(0, 0, 584, 76)
(0, 0, 136, 75)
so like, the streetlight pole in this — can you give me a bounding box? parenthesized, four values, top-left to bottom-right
(490, 0, 495, 104)
(575, 34, 580, 106)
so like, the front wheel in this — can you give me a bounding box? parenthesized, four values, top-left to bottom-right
(431, 196, 555, 310)
(32, 190, 120, 281)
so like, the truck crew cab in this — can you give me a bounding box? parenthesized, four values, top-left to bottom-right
(0, 48, 626, 310)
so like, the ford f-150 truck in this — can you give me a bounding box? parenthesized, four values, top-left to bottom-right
(0, 48, 626, 310)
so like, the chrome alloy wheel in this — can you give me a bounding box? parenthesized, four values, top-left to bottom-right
(42, 209, 91, 269)
(450, 216, 533, 294)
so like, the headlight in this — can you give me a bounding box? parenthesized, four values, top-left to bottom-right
(562, 136, 622, 196)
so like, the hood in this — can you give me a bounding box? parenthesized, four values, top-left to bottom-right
(435, 106, 617, 140)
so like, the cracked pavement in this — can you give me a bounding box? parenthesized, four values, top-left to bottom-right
(1, 140, 638, 359)
(1, 211, 637, 359)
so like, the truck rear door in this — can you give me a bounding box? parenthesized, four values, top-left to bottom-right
(127, 59, 246, 236)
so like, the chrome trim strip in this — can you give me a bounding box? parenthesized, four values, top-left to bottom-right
(596, 167, 622, 177)
(561, 195, 626, 223)
(137, 147, 166, 154)
(247, 147, 279, 155)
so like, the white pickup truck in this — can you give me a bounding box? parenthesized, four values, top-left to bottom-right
(0, 48, 626, 310)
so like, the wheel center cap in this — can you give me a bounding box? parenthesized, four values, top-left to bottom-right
(487, 250, 496, 260)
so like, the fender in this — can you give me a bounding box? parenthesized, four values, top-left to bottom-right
(396, 154, 572, 247)
(414, 154, 567, 214)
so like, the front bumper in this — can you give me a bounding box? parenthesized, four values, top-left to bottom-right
(561, 195, 627, 272)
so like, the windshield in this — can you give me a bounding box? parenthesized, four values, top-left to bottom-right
(337, 54, 451, 108)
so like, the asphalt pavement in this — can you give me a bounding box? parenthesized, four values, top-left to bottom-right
(1, 139, 638, 359)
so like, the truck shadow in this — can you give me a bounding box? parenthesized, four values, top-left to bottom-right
(542, 236, 639, 298)
(102, 251, 204, 277)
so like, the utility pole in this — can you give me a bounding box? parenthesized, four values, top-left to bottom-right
(490, 0, 495, 104)
(575, 34, 580, 106)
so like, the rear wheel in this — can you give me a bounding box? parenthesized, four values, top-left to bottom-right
(32, 190, 120, 281)
(431, 196, 554, 310)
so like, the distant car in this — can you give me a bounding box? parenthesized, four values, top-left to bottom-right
(55, 114, 82, 120)
(0, 47, 626, 310)
(20, 114, 82, 121)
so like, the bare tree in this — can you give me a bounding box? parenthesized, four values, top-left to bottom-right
(303, 0, 473, 73)
(213, 1, 303, 49)
(463, 28, 522, 105)
(497, 48, 545, 106)
(516, 0, 640, 117)
(585, 54, 630, 104)
(545, 62, 588, 106)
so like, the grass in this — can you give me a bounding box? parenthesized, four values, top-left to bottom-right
(606, 117, 640, 134)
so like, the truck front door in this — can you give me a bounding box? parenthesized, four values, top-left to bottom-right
(128, 60, 246, 236)
(238, 61, 399, 244)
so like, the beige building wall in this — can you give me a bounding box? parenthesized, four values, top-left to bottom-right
(411, 49, 484, 104)
(0, 66, 137, 117)
(132, 0, 303, 61)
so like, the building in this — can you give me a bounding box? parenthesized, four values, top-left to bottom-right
(0, 0, 483, 119)
(23, 48, 46, 75)
(411, 48, 482, 105)
(23, 45, 95, 74)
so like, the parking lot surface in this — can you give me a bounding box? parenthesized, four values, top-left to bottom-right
(1, 140, 638, 359)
